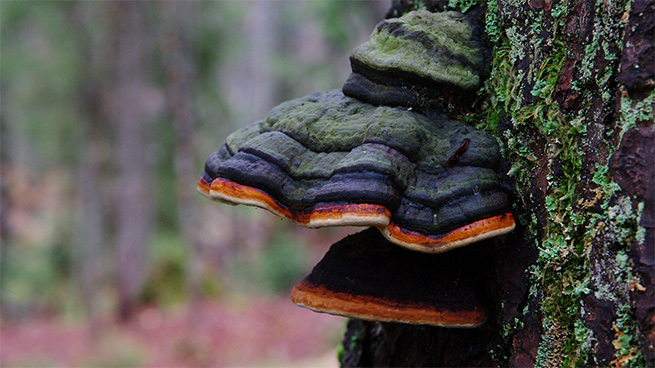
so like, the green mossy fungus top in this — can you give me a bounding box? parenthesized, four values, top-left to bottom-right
(204, 90, 510, 236)
(351, 10, 486, 91)
(235, 90, 500, 172)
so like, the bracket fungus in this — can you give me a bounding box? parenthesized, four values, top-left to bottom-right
(199, 9, 516, 327)
(290, 228, 487, 327)
(342, 10, 489, 111)
(199, 89, 514, 253)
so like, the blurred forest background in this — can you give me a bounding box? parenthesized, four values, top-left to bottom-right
(0, 1, 389, 366)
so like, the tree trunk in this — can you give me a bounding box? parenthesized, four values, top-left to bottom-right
(67, 2, 112, 330)
(109, 2, 155, 321)
(159, 0, 205, 332)
(340, 1, 654, 366)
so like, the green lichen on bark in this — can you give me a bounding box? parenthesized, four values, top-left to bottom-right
(479, 0, 651, 366)
(338, 1, 651, 366)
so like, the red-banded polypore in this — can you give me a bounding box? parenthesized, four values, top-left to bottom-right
(199, 10, 514, 327)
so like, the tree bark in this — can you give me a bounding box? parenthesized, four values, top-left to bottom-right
(340, 1, 654, 366)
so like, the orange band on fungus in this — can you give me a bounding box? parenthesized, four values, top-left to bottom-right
(199, 176, 515, 251)
(289, 228, 490, 327)
(381, 213, 515, 253)
(291, 279, 486, 328)
(202, 177, 391, 228)
(197, 177, 212, 197)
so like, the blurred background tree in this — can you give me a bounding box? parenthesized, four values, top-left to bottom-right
(0, 1, 387, 366)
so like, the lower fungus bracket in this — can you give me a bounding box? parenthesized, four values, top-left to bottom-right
(290, 228, 488, 328)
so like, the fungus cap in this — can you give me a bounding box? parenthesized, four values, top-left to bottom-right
(342, 10, 489, 111)
(199, 90, 514, 253)
(290, 228, 488, 327)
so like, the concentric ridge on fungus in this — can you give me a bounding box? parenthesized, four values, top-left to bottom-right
(342, 10, 488, 111)
(198, 90, 515, 253)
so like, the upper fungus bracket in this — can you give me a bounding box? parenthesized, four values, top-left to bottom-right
(199, 90, 514, 253)
(199, 8, 514, 253)
(342, 10, 490, 112)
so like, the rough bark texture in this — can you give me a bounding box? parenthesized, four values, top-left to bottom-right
(340, 0, 654, 366)
(610, 126, 655, 362)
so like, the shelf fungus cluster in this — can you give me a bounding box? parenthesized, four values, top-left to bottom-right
(199, 10, 515, 328)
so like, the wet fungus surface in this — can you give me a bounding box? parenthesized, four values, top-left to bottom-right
(199, 90, 514, 253)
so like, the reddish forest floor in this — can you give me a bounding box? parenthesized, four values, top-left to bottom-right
(0, 297, 344, 367)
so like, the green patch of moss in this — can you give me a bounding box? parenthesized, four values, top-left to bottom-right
(635, 202, 646, 245)
(505, 26, 527, 65)
(478, 0, 650, 365)
(336, 343, 345, 363)
(612, 303, 646, 367)
(485, 0, 501, 42)
(551, 3, 568, 19)
(447, 0, 482, 13)
(618, 90, 655, 139)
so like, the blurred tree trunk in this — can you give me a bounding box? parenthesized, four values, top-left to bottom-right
(340, 1, 654, 367)
(228, 1, 282, 125)
(0, 119, 9, 318)
(109, 2, 155, 321)
(159, 1, 204, 328)
(69, 2, 110, 330)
